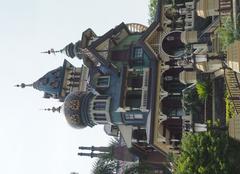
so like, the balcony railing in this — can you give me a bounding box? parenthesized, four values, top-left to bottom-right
(140, 69, 149, 111)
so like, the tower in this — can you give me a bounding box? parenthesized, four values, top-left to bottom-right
(16, 59, 89, 102)
(63, 91, 112, 129)
(41, 28, 101, 68)
(78, 145, 137, 162)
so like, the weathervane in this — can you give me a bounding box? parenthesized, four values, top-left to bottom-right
(14, 83, 33, 88)
(41, 106, 62, 113)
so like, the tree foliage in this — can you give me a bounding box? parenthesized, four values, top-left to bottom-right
(124, 163, 152, 174)
(91, 138, 119, 174)
(173, 130, 240, 174)
(183, 87, 204, 120)
(148, 0, 158, 24)
(196, 81, 211, 101)
(225, 91, 236, 124)
(218, 17, 235, 51)
(92, 156, 118, 174)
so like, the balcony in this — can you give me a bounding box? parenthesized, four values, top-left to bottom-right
(140, 68, 149, 111)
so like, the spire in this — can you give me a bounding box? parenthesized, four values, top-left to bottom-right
(78, 146, 110, 152)
(41, 48, 62, 55)
(41, 42, 76, 58)
(78, 152, 107, 158)
(42, 106, 62, 113)
(15, 83, 33, 88)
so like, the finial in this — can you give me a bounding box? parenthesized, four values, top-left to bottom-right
(41, 48, 62, 55)
(15, 83, 33, 88)
(42, 106, 62, 113)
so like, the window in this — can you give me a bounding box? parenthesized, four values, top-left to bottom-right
(125, 112, 143, 120)
(93, 102, 106, 110)
(97, 76, 110, 87)
(169, 108, 183, 117)
(134, 48, 143, 58)
(127, 72, 143, 88)
(52, 69, 61, 77)
(50, 81, 59, 88)
(93, 113, 107, 121)
(131, 48, 144, 67)
(39, 77, 49, 85)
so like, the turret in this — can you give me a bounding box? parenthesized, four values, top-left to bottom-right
(15, 60, 89, 102)
(63, 91, 112, 129)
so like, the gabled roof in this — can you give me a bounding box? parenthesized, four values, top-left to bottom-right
(90, 22, 130, 48)
(139, 0, 164, 59)
(140, 21, 159, 42)
(33, 65, 65, 98)
(88, 22, 130, 66)
(139, 0, 163, 58)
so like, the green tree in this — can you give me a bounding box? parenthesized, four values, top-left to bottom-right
(148, 0, 158, 24)
(183, 87, 204, 122)
(218, 16, 240, 52)
(92, 154, 118, 174)
(91, 138, 119, 174)
(173, 130, 240, 174)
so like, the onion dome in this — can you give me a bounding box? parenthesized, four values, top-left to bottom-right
(62, 43, 76, 58)
(63, 91, 96, 129)
(41, 41, 82, 59)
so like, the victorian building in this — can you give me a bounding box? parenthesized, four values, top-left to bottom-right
(17, 0, 228, 168)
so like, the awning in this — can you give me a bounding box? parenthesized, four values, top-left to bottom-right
(118, 125, 133, 148)
(146, 111, 152, 144)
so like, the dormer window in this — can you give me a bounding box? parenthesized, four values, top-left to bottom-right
(39, 77, 49, 85)
(50, 81, 59, 88)
(52, 69, 61, 77)
(96, 76, 110, 88)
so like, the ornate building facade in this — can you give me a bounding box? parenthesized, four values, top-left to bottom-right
(17, 0, 227, 168)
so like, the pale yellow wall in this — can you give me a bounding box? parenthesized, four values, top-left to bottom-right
(227, 40, 240, 73)
(181, 31, 198, 44)
(197, 0, 219, 18)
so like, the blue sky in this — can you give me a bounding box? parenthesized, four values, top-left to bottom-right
(0, 0, 149, 173)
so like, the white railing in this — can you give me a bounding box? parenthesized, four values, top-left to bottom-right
(140, 69, 149, 111)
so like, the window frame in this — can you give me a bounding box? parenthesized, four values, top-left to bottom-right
(133, 47, 143, 59)
(124, 112, 143, 120)
(96, 76, 110, 88)
(93, 101, 106, 110)
(93, 113, 107, 121)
